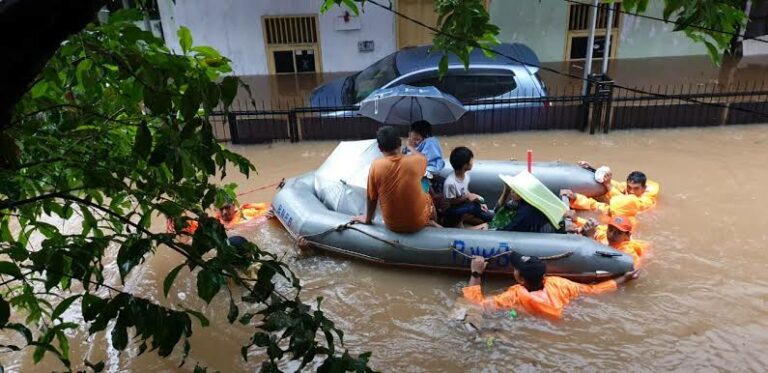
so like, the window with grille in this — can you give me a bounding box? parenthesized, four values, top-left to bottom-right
(262, 15, 322, 74)
(565, 2, 622, 60)
(264, 16, 318, 45)
(568, 2, 621, 31)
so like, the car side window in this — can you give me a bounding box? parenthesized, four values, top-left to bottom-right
(399, 70, 517, 101)
(454, 74, 517, 101)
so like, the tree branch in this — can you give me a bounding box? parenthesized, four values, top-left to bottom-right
(11, 103, 140, 127)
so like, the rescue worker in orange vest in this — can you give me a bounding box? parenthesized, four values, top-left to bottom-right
(563, 191, 641, 230)
(586, 215, 648, 268)
(215, 202, 271, 229)
(462, 252, 639, 320)
(166, 202, 271, 243)
(569, 162, 659, 215)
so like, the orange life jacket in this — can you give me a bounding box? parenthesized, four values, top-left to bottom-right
(215, 203, 271, 228)
(592, 225, 648, 267)
(463, 277, 618, 320)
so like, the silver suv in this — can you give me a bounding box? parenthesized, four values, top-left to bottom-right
(309, 43, 548, 111)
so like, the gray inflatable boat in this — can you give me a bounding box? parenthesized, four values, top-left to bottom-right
(273, 141, 634, 282)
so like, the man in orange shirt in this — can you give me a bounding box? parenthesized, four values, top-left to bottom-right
(589, 216, 648, 268)
(463, 252, 638, 320)
(353, 126, 438, 233)
(571, 162, 659, 213)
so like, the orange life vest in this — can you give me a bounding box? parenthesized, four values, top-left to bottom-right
(463, 277, 618, 320)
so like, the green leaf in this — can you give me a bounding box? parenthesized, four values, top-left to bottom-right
(5, 323, 32, 344)
(157, 201, 185, 217)
(108, 8, 142, 24)
(178, 26, 193, 54)
(191, 46, 222, 58)
(30, 81, 49, 98)
(0, 296, 10, 326)
(81, 207, 97, 237)
(181, 86, 201, 120)
(0, 262, 22, 278)
(81, 294, 106, 322)
(227, 297, 239, 324)
(239, 313, 255, 325)
(342, 0, 359, 16)
(196, 268, 222, 303)
(185, 309, 210, 327)
(204, 82, 220, 111)
(704, 41, 722, 66)
(164, 262, 186, 298)
(143, 86, 171, 114)
(85, 359, 105, 373)
(111, 323, 128, 351)
(56, 329, 70, 360)
(220, 77, 239, 108)
(320, 0, 335, 13)
(0, 218, 11, 242)
(116, 238, 151, 282)
(133, 121, 152, 159)
(438, 55, 449, 79)
(32, 221, 58, 238)
(51, 295, 81, 321)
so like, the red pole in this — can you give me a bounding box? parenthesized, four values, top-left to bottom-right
(527, 149, 532, 173)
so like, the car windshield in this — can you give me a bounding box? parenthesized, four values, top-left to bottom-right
(353, 53, 399, 103)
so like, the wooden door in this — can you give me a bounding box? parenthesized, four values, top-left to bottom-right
(397, 0, 438, 49)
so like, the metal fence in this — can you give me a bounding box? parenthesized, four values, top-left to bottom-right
(210, 80, 768, 144)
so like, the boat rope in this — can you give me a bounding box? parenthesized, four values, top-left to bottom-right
(237, 178, 285, 197)
(448, 245, 573, 261)
(297, 221, 573, 262)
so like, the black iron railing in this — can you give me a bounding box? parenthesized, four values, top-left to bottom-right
(209, 79, 768, 143)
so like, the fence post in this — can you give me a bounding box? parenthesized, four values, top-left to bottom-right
(583, 74, 614, 134)
(288, 110, 299, 143)
(227, 112, 239, 144)
(596, 76, 614, 133)
(580, 79, 593, 132)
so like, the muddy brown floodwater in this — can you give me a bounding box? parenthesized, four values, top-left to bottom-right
(5, 125, 768, 372)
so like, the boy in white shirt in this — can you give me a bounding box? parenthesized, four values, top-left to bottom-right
(443, 146, 494, 227)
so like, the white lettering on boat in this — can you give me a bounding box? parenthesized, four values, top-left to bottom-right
(275, 204, 294, 227)
(452, 240, 513, 267)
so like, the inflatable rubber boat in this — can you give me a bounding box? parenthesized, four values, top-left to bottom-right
(272, 140, 634, 282)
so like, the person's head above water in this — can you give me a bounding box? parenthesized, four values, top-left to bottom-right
(228, 235, 248, 249)
(376, 125, 402, 153)
(512, 255, 546, 292)
(449, 146, 474, 173)
(625, 171, 647, 197)
(607, 215, 633, 245)
(219, 203, 238, 223)
(409, 120, 432, 143)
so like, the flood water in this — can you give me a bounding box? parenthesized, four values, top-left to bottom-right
(5, 125, 768, 372)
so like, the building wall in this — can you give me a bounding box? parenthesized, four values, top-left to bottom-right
(490, 0, 707, 62)
(616, 1, 708, 59)
(490, 0, 568, 63)
(157, 0, 396, 75)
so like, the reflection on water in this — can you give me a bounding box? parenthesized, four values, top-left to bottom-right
(7, 125, 768, 372)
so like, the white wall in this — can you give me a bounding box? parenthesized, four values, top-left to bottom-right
(490, 0, 708, 62)
(616, 1, 707, 59)
(157, 0, 396, 75)
(491, 0, 568, 63)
